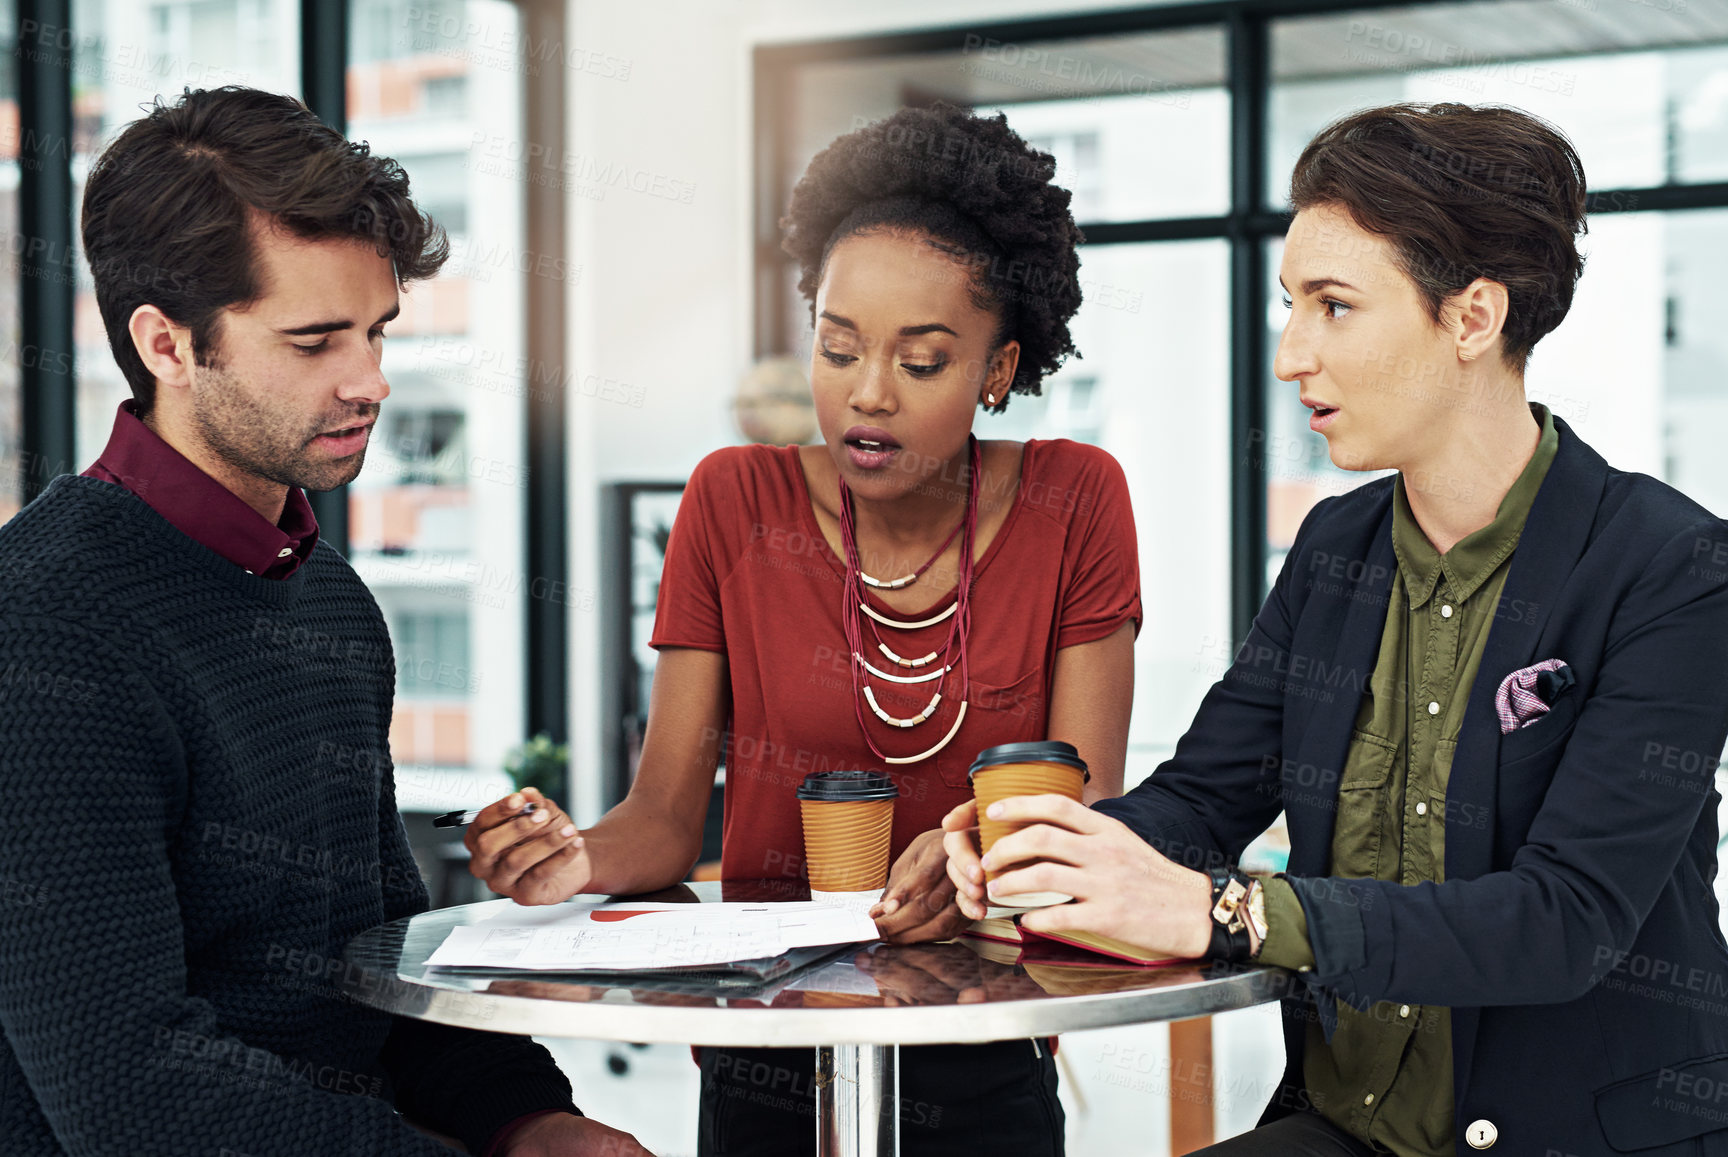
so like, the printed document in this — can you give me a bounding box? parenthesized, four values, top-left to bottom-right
(424, 901, 879, 972)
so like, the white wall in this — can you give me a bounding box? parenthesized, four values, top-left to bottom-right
(464, 1, 531, 782)
(564, 0, 749, 825)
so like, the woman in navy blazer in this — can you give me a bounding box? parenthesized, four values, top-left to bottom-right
(945, 103, 1728, 1157)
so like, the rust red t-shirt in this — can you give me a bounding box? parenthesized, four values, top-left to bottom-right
(650, 438, 1142, 882)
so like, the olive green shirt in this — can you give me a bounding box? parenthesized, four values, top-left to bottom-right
(1257, 404, 1558, 1156)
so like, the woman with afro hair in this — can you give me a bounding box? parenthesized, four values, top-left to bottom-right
(465, 103, 1143, 1155)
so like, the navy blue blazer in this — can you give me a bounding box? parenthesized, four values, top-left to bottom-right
(1097, 417, 1728, 1156)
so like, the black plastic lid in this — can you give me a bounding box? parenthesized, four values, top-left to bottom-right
(967, 740, 1090, 784)
(796, 769, 900, 802)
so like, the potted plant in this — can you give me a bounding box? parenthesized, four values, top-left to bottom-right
(503, 732, 568, 800)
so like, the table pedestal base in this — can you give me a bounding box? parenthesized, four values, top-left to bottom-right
(816, 1043, 898, 1156)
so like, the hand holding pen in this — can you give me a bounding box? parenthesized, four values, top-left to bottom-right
(459, 787, 590, 905)
(433, 803, 536, 828)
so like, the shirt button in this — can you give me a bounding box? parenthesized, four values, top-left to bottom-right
(1399, 1004, 1411, 1017)
(1428, 701, 1440, 715)
(1466, 1119, 1498, 1148)
(1415, 802, 1428, 816)
(1441, 604, 1454, 618)
(1363, 1093, 1375, 1106)
(278, 547, 294, 558)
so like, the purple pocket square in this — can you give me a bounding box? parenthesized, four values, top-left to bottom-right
(1495, 659, 1573, 735)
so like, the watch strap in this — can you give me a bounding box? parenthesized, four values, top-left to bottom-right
(1206, 866, 1257, 963)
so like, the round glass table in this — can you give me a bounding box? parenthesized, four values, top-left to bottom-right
(342, 880, 1290, 1156)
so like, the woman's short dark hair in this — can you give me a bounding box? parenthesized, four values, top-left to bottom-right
(779, 103, 1084, 411)
(81, 86, 449, 410)
(1289, 102, 1587, 370)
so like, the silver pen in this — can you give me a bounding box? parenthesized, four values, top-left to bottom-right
(432, 803, 536, 828)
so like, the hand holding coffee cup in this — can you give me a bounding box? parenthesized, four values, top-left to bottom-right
(968, 741, 1090, 908)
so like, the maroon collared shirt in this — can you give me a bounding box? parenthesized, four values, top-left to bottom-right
(82, 401, 319, 579)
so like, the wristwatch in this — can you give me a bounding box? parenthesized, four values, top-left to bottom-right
(1246, 876, 1268, 959)
(1206, 866, 1268, 962)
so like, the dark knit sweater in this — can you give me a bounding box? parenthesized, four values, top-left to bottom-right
(0, 476, 577, 1156)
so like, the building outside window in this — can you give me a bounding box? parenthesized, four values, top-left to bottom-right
(64, 0, 528, 815)
(346, 0, 527, 812)
(1261, 9, 1728, 591)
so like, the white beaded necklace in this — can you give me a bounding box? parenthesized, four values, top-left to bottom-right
(837, 436, 979, 765)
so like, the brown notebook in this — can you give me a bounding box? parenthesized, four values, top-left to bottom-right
(961, 908, 1184, 967)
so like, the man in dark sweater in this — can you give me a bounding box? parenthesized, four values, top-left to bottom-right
(0, 87, 651, 1156)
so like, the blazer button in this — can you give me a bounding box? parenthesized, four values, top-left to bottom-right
(1465, 1119, 1498, 1148)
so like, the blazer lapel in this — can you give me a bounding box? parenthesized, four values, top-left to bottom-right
(1445, 417, 1608, 884)
(1445, 417, 1608, 1105)
(1284, 498, 1398, 877)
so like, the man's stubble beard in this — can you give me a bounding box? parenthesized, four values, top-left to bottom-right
(189, 358, 377, 494)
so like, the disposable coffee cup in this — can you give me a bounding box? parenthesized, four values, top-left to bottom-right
(796, 770, 898, 895)
(968, 741, 1090, 909)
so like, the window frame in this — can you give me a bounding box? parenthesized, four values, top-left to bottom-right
(751, 0, 1728, 642)
(15, 0, 571, 755)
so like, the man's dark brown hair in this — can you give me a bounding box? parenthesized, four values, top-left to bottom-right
(1289, 102, 1587, 370)
(81, 86, 449, 410)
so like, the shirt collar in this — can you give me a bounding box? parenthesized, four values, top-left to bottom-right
(81, 400, 321, 578)
(1392, 402, 1559, 609)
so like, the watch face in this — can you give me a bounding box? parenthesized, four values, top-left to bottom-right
(1246, 884, 1268, 938)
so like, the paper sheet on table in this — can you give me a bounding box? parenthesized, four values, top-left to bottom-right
(786, 957, 881, 997)
(424, 901, 880, 971)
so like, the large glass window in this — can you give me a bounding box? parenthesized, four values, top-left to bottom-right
(976, 238, 1230, 780)
(1263, 3, 1728, 592)
(1269, 2, 1728, 205)
(1532, 208, 1728, 515)
(782, 28, 1228, 221)
(346, 0, 525, 814)
(60, 0, 526, 818)
(982, 85, 1234, 785)
(1070, 241, 1230, 782)
(1659, 208, 1728, 514)
(769, 30, 1229, 360)
(1258, 237, 1390, 592)
(70, 0, 302, 470)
